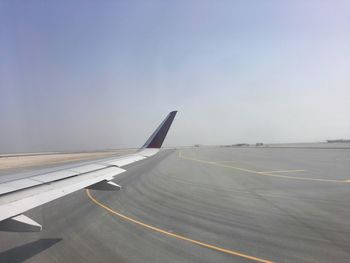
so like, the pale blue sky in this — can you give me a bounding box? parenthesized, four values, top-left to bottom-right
(1, 1, 350, 153)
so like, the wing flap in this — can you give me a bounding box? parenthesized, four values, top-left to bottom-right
(0, 214, 42, 232)
(0, 179, 43, 195)
(88, 180, 122, 191)
(31, 170, 77, 183)
(0, 166, 125, 222)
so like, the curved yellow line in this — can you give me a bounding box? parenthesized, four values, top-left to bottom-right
(86, 189, 274, 263)
(179, 151, 347, 183)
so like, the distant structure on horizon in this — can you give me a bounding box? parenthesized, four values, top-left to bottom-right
(220, 143, 250, 147)
(327, 139, 350, 143)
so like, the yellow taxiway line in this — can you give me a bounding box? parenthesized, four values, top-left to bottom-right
(179, 151, 348, 183)
(258, 170, 305, 174)
(86, 189, 274, 263)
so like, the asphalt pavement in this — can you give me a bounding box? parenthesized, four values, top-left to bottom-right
(1, 147, 350, 263)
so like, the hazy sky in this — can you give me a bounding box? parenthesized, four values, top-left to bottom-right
(1, 1, 350, 153)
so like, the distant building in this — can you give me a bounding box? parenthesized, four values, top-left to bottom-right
(256, 143, 264, 146)
(234, 143, 249, 147)
(327, 139, 350, 143)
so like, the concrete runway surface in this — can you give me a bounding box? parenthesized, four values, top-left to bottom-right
(1, 147, 350, 262)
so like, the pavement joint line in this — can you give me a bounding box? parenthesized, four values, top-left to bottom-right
(86, 189, 274, 263)
(179, 151, 347, 183)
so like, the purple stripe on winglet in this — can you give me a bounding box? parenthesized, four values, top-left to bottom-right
(142, 111, 177, 149)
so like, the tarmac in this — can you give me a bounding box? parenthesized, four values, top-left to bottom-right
(1, 147, 350, 262)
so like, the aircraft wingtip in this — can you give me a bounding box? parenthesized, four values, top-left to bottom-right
(141, 111, 178, 149)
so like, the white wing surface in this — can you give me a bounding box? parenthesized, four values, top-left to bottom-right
(0, 111, 177, 232)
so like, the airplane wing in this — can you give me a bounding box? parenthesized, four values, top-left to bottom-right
(0, 111, 177, 232)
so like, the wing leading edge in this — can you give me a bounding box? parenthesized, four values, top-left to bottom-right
(0, 111, 177, 232)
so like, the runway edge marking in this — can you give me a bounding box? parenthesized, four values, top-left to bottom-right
(179, 151, 347, 183)
(86, 189, 274, 263)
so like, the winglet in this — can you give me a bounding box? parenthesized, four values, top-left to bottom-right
(141, 111, 177, 149)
